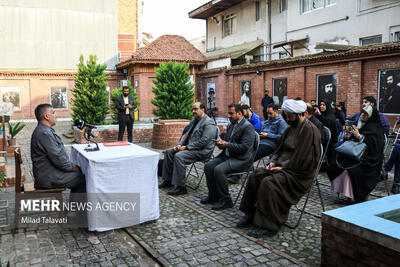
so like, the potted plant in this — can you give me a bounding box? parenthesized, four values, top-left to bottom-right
(7, 122, 25, 147)
(0, 171, 8, 189)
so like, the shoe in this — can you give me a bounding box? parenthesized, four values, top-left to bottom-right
(167, 186, 187, 196)
(392, 183, 400, 194)
(158, 180, 172, 189)
(246, 226, 277, 238)
(228, 175, 241, 184)
(211, 198, 234, 210)
(236, 214, 253, 228)
(200, 196, 218, 204)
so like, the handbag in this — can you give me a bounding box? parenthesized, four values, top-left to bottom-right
(334, 140, 366, 162)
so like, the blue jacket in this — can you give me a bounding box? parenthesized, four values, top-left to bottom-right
(249, 112, 263, 131)
(260, 114, 288, 148)
(347, 112, 390, 136)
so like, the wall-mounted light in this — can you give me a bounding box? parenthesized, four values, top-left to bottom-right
(256, 69, 261, 75)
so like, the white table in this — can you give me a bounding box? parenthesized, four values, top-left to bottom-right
(71, 143, 160, 231)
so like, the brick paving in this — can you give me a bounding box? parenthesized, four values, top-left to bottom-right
(0, 120, 394, 266)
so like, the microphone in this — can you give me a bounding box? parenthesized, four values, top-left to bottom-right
(74, 119, 97, 130)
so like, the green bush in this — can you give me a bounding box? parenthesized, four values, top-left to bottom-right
(70, 55, 110, 125)
(110, 81, 140, 124)
(151, 61, 194, 120)
(8, 122, 25, 139)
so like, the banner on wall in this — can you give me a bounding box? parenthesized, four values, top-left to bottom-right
(1, 87, 20, 110)
(378, 69, 400, 114)
(272, 78, 287, 108)
(240, 81, 251, 107)
(207, 83, 216, 109)
(317, 74, 337, 105)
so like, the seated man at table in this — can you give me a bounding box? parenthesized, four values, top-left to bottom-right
(237, 99, 321, 237)
(159, 102, 217, 195)
(202, 103, 256, 210)
(31, 104, 85, 192)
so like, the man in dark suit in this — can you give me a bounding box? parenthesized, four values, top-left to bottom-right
(31, 104, 85, 192)
(159, 102, 217, 195)
(115, 86, 137, 143)
(202, 103, 256, 210)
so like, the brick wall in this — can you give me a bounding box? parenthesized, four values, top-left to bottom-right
(132, 72, 157, 119)
(151, 120, 190, 149)
(321, 222, 400, 266)
(118, 0, 138, 55)
(196, 55, 400, 127)
(74, 124, 153, 144)
(0, 71, 123, 120)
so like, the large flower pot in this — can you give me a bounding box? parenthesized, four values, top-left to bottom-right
(8, 138, 17, 147)
(151, 120, 190, 150)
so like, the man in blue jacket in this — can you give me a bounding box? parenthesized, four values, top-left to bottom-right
(347, 96, 390, 136)
(254, 104, 288, 161)
(242, 105, 262, 131)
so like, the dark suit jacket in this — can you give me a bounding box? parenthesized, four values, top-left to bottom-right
(115, 95, 137, 121)
(218, 118, 257, 172)
(31, 123, 76, 188)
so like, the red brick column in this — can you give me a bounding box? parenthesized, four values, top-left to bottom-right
(151, 120, 190, 150)
(346, 61, 362, 116)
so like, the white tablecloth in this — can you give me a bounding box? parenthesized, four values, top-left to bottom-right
(70, 143, 160, 231)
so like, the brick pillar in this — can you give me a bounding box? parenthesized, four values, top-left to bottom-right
(346, 61, 362, 115)
(294, 67, 306, 100)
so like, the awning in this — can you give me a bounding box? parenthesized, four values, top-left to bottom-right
(206, 39, 265, 60)
(189, 0, 245, 19)
(314, 42, 357, 51)
(273, 37, 308, 57)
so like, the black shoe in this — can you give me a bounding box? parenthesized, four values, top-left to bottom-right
(246, 226, 278, 238)
(392, 183, 400, 194)
(228, 175, 241, 184)
(200, 196, 218, 204)
(167, 186, 187, 196)
(212, 198, 234, 210)
(236, 214, 253, 228)
(159, 180, 172, 189)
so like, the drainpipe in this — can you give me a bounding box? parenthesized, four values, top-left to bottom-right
(267, 0, 272, 61)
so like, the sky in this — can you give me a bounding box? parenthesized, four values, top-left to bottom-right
(142, 0, 209, 41)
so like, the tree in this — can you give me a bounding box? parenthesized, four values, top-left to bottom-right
(151, 61, 194, 120)
(70, 55, 110, 125)
(110, 81, 140, 124)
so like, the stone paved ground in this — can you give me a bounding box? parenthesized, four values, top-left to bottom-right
(0, 120, 395, 266)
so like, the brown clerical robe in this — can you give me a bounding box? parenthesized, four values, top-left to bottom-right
(240, 118, 321, 231)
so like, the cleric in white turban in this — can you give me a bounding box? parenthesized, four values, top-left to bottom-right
(281, 99, 307, 114)
(237, 98, 321, 238)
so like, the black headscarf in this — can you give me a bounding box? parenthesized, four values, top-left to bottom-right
(316, 99, 338, 155)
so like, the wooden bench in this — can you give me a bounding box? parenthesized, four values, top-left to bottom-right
(14, 149, 66, 230)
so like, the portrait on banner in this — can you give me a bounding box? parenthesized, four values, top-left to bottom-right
(379, 69, 400, 114)
(1, 87, 20, 110)
(207, 83, 216, 109)
(240, 81, 251, 107)
(317, 74, 337, 105)
(273, 78, 287, 107)
(51, 87, 68, 109)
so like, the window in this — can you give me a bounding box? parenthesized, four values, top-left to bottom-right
(223, 14, 237, 38)
(256, 1, 260, 21)
(302, 0, 336, 13)
(360, 35, 382, 46)
(279, 51, 288, 59)
(280, 0, 287, 12)
(394, 31, 400, 41)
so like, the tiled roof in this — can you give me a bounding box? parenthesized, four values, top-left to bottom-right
(117, 35, 206, 68)
(230, 41, 400, 71)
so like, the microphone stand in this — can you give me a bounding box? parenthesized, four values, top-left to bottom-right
(83, 127, 100, 152)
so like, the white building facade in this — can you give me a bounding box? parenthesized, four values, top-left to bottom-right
(189, 0, 400, 66)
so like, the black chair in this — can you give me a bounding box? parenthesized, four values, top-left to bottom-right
(185, 127, 220, 190)
(231, 133, 260, 206)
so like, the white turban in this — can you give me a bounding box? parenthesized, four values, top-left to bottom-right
(281, 99, 307, 114)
